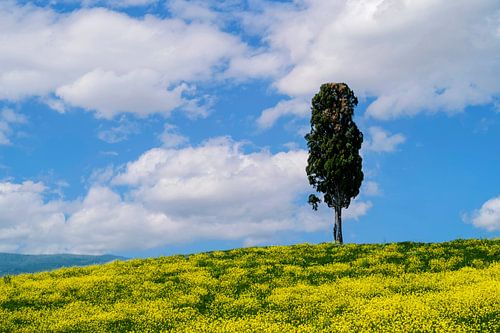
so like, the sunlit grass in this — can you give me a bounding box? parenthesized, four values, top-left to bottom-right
(1, 239, 499, 332)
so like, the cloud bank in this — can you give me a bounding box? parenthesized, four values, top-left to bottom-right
(2, 1, 498, 124)
(0, 139, 372, 254)
(247, 0, 499, 123)
(0, 2, 246, 118)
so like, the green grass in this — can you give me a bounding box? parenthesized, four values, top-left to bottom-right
(1, 239, 499, 332)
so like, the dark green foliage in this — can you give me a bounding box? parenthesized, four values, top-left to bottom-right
(2, 275, 11, 284)
(305, 83, 363, 243)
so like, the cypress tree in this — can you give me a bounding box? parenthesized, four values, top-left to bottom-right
(305, 83, 364, 244)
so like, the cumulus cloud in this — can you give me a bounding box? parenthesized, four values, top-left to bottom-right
(5, 1, 496, 124)
(63, 186, 181, 253)
(226, 52, 289, 80)
(0, 181, 67, 253)
(466, 196, 500, 231)
(257, 98, 310, 129)
(0, 138, 372, 254)
(0, 2, 246, 117)
(112, 137, 310, 222)
(248, 0, 500, 124)
(37, 0, 159, 9)
(363, 126, 406, 152)
(57, 70, 189, 119)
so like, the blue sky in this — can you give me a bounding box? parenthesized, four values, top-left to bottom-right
(0, 0, 499, 256)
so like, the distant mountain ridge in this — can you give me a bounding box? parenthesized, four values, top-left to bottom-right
(0, 253, 125, 276)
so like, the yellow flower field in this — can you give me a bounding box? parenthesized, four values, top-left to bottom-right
(1, 239, 499, 332)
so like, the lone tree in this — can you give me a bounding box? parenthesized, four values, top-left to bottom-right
(305, 83, 363, 244)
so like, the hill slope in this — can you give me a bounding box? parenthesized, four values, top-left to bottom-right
(0, 253, 125, 276)
(1, 239, 499, 332)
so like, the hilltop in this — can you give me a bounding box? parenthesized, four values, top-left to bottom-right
(1, 239, 499, 332)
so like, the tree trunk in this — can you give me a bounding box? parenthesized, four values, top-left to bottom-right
(334, 206, 343, 244)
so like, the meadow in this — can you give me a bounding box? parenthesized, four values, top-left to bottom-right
(1, 239, 499, 332)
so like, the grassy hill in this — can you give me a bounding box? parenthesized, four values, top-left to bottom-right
(1, 239, 499, 332)
(0, 253, 125, 276)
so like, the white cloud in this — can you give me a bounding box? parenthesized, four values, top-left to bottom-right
(87, 165, 116, 185)
(64, 186, 181, 253)
(56, 70, 189, 119)
(167, 0, 219, 23)
(90, 0, 158, 7)
(0, 181, 67, 253)
(113, 137, 309, 220)
(44, 97, 66, 114)
(283, 141, 300, 151)
(467, 196, 500, 231)
(0, 138, 372, 254)
(158, 123, 188, 148)
(248, 0, 500, 124)
(97, 117, 139, 143)
(0, 108, 27, 145)
(257, 98, 309, 129)
(48, 0, 159, 9)
(108, 138, 371, 249)
(344, 200, 373, 221)
(226, 52, 289, 80)
(0, 180, 178, 254)
(364, 126, 406, 152)
(166, 0, 246, 26)
(2, 1, 498, 123)
(1, 108, 26, 124)
(363, 181, 382, 196)
(0, 2, 246, 117)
